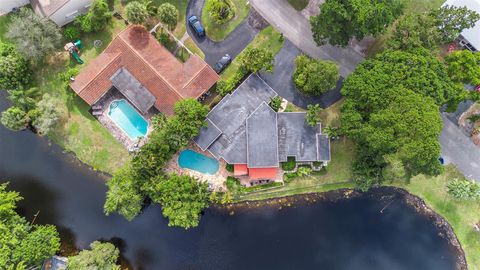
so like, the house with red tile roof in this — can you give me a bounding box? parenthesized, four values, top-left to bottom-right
(71, 25, 219, 116)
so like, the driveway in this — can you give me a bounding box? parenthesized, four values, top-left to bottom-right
(259, 40, 343, 109)
(250, 0, 364, 77)
(440, 108, 480, 182)
(186, 0, 260, 66)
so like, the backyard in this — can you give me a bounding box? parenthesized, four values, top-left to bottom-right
(0, 13, 130, 173)
(201, 0, 251, 41)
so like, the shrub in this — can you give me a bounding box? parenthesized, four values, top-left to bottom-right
(125, 1, 149, 25)
(293, 54, 339, 96)
(63, 25, 81, 40)
(468, 114, 480, 123)
(281, 156, 296, 171)
(206, 0, 235, 24)
(158, 3, 178, 29)
(0, 42, 31, 90)
(269, 96, 282, 112)
(239, 47, 274, 73)
(31, 93, 60, 135)
(216, 67, 248, 96)
(75, 0, 111, 32)
(1, 106, 28, 131)
(226, 163, 234, 172)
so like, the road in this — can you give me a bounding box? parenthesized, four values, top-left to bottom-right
(186, 0, 259, 66)
(440, 113, 480, 182)
(250, 0, 364, 77)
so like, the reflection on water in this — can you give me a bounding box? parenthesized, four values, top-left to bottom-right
(0, 94, 456, 270)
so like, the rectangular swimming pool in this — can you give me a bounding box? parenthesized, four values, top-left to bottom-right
(108, 99, 148, 140)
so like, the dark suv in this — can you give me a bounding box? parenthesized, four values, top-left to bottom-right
(188, 16, 205, 37)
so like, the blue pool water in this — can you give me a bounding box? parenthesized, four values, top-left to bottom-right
(178, 149, 220, 174)
(108, 99, 148, 140)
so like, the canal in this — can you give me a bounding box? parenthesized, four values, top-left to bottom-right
(0, 95, 457, 270)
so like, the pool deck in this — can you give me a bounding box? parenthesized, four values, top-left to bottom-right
(93, 88, 157, 150)
(165, 143, 230, 191)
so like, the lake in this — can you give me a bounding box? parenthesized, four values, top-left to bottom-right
(0, 94, 457, 270)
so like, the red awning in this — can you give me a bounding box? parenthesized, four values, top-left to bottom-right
(233, 164, 248, 176)
(248, 168, 277, 180)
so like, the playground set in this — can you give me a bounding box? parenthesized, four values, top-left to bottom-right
(64, 40, 84, 64)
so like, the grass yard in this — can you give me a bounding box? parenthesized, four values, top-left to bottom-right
(221, 26, 284, 80)
(366, 0, 445, 57)
(287, 0, 309, 11)
(390, 166, 480, 270)
(201, 0, 250, 41)
(184, 37, 205, 58)
(0, 14, 130, 173)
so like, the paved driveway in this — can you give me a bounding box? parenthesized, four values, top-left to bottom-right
(250, 0, 364, 77)
(260, 40, 343, 109)
(186, 0, 259, 66)
(440, 112, 480, 182)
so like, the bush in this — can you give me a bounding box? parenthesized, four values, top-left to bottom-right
(269, 96, 282, 112)
(205, 0, 235, 24)
(1, 106, 28, 131)
(281, 156, 296, 171)
(468, 114, 480, 123)
(63, 25, 81, 40)
(0, 42, 31, 90)
(226, 163, 234, 172)
(294, 54, 339, 96)
(75, 0, 111, 32)
(158, 3, 179, 29)
(216, 67, 248, 96)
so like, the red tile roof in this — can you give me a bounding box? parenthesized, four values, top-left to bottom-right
(248, 168, 278, 180)
(233, 164, 248, 176)
(70, 25, 219, 115)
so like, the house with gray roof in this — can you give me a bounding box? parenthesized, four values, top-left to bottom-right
(194, 74, 330, 181)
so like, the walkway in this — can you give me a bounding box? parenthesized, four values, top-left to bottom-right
(186, 0, 260, 66)
(260, 40, 344, 109)
(250, 0, 364, 77)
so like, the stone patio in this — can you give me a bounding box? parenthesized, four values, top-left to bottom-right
(92, 87, 158, 150)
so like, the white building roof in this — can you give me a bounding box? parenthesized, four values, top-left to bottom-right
(443, 0, 480, 50)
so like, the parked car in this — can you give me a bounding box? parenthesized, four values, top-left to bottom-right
(188, 16, 205, 37)
(213, 54, 232, 74)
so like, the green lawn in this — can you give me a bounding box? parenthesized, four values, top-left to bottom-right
(287, 0, 309, 11)
(0, 14, 130, 173)
(390, 166, 480, 270)
(366, 0, 445, 57)
(221, 26, 284, 80)
(201, 0, 250, 41)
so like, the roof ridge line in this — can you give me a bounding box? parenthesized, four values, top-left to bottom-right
(117, 27, 183, 101)
(181, 62, 210, 99)
(76, 52, 121, 96)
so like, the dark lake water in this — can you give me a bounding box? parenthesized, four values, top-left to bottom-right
(0, 94, 457, 270)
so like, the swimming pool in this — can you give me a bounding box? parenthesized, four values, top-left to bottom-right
(178, 149, 219, 175)
(108, 99, 148, 140)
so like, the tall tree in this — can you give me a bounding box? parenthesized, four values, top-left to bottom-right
(68, 241, 120, 270)
(146, 174, 210, 229)
(0, 42, 31, 90)
(310, 0, 405, 47)
(388, 13, 442, 51)
(239, 47, 274, 73)
(104, 166, 143, 221)
(445, 50, 480, 86)
(125, 1, 149, 25)
(293, 55, 339, 95)
(6, 8, 62, 61)
(432, 5, 480, 43)
(31, 93, 60, 135)
(158, 3, 179, 29)
(0, 183, 60, 268)
(75, 0, 112, 32)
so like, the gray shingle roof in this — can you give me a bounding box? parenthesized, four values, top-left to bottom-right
(246, 102, 279, 168)
(194, 119, 222, 150)
(110, 68, 156, 114)
(277, 112, 320, 162)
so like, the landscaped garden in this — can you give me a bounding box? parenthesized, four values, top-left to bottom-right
(201, 0, 250, 41)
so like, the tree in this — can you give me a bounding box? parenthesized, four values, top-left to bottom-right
(293, 55, 339, 95)
(432, 5, 480, 43)
(269, 96, 282, 112)
(382, 153, 407, 182)
(0, 42, 31, 90)
(75, 0, 112, 32)
(447, 178, 480, 200)
(68, 241, 120, 270)
(147, 174, 209, 229)
(306, 104, 321, 127)
(205, 0, 235, 24)
(158, 3, 179, 29)
(6, 8, 62, 61)
(125, 1, 149, 25)
(104, 166, 143, 221)
(7, 88, 37, 112)
(31, 94, 60, 135)
(1, 107, 28, 131)
(239, 47, 274, 73)
(0, 183, 60, 268)
(445, 50, 480, 86)
(388, 13, 442, 51)
(310, 0, 405, 47)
